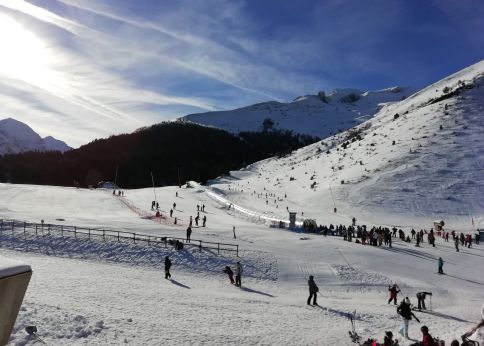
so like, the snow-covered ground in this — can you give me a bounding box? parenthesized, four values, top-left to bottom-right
(0, 182, 483, 346)
(1, 61, 484, 346)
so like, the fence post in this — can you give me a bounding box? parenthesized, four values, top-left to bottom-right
(117, 232, 120, 242)
(103, 230, 105, 241)
(12, 221, 15, 236)
(133, 233, 136, 244)
(237, 245, 239, 257)
(24, 222, 26, 238)
(217, 243, 220, 255)
(199, 240, 202, 252)
(61, 225, 63, 237)
(148, 236, 150, 245)
(74, 226, 77, 239)
(35, 224, 38, 236)
(88, 229, 91, 240)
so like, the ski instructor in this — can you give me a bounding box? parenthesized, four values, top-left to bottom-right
(307, 275, 319, 306)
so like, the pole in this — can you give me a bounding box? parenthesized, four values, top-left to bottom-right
(177, 167, 181, 188)
(114, 165, 119, 187)
(151, 172, 157, 203)
(329, 184, 337, 212)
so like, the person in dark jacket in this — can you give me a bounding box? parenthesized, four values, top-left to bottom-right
(388, 284, 400, 305)
(186, 226, 192, 243)
(397, 297, 420, 339)
(223, 266, 234, 284)
(164, 256, 172, 279)
(307, 275, 319, 306)
(416, 292, 432, 310)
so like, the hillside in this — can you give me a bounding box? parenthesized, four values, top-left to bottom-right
(0, 118, 71, 155)
(181, 87, 414, 137)
(0, 121, 317, 188)
(208, 60, 484, 231)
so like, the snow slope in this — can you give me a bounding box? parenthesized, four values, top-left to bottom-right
(208, 60, 484, 231)
(0, 118, 71, 155)
(181, 87, 413, 138)
(0, 182, 483, 346)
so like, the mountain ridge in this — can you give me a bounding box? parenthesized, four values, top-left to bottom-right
(0, 117, 71, 155)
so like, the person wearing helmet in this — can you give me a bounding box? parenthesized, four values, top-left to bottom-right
(307, 275, 319, 306)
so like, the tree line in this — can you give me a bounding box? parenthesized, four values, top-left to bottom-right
(0, 121, 318, 188)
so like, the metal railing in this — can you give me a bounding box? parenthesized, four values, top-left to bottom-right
(0, 219, 238, 256)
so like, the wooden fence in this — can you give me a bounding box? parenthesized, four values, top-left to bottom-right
(0, 219, 238, 256)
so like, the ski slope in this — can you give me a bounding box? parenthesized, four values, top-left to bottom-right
(0, 182, 483, 346)
(209, 60, 484, 231)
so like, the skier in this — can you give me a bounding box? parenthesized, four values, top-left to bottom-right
(352, 217, 356, 226)
(170, 209, 173, 217)
(307, 275, 319, 306)
(233, 226, 236, 239)
(173, 202, 176, 210)
(438, 257, 444, 274)
(202, 215, 206, 227)
(195, 215, 199, 226)
(189, 216, 193, 227)
(222, 266, 235, 284)
(235, 261, 243, 287)
(156, 202, 159, 210)
(176, 191, 178, 198)
(388, 284, 400, 305)
(186, 226, 192, 243)
(455, 237, 459, 252)
(397, 297, 420, 339)
(151, 201, 155, 210)
(164, 256, 172, 279)
(416, 292, 432, 310)
(197, 204, 199, 211)
(202, 204, 205, 212)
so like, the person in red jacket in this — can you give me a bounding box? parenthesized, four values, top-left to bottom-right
(420, 325, 436, 346)
(388, 284, 400, 305)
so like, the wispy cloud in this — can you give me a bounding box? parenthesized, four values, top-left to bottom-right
(0, 0, 481, 147)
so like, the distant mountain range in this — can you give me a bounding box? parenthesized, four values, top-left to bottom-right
(0, 118, 71, 155)
(181, 87, 414, 137)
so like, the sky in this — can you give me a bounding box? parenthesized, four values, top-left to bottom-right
(0, 0, 483, 147)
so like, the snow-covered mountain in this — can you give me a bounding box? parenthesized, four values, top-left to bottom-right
(209, 60, 484, 230)
(0, 118, 71, 155)
(181, 87, 414, 137)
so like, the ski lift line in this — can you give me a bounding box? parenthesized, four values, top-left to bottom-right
(205, 187, 304, 227)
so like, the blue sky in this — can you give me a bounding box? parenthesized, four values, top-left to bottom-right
(0, 0, 482, 147)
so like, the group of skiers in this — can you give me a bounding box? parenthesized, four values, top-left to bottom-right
(112, 190, 124, 196)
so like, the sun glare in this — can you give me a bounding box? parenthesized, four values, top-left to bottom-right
(0, 14, 53, 85)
